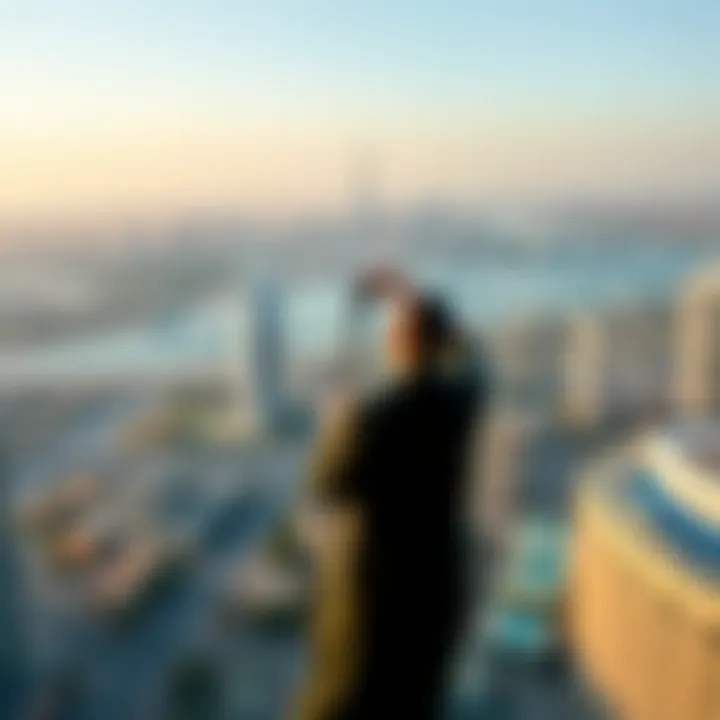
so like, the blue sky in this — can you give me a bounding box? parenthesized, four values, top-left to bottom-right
(1, 0, 718, 217)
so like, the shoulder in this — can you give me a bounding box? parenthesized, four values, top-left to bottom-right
(327, 385, 403, 442)
(319, 387, 385, 439)
(319, 381, 415, 441)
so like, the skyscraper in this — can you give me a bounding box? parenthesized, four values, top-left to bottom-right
(573, 426, 720, 720)
(676, 267, 720, 418)
(565, 305, 675, 427)
(563, 313, 606, 427)
(245, 280, 286, 436)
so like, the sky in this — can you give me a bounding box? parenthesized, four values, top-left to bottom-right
(1, 0, 718, 221)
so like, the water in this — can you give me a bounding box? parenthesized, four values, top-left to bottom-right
(0, 246, 713, 386)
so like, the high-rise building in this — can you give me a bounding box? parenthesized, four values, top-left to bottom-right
(245, 281, 286, 436)
(572, 425, 720, 720)
(474, 410, 533, 544)
(562, 305, 673, 428)
(676, 267, 720, 418)
(563, 313, 606, 427)
(490, 316, 566, 412)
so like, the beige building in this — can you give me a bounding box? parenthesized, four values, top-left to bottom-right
(562, 313, 606, 427)
(473, 409, 537, 545)
(563, 304, 674, 429)
(572, 426, 720, 720)
(676, 267, 720, 418)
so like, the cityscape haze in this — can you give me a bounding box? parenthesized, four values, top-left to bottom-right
(0, 1, 719, 719)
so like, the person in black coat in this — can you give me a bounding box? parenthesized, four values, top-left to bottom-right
(295, 269, 490, 720)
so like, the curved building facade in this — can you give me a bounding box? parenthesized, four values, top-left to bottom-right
(572, 426, 720, 720)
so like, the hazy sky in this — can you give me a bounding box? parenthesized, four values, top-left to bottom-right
(1, 0, 718, 219)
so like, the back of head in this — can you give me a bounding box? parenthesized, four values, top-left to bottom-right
(384, 292, 457, 376)
(412, 294, 456, 362)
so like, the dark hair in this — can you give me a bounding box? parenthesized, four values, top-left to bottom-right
(414, 293, 456, 356)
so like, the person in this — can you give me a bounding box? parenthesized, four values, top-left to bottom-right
(295, 268, 490, 720)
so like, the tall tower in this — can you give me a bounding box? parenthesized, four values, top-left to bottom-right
(245, 280, 285, 436)
(676, 267, 720, 418)
(563, 313, 606, 428)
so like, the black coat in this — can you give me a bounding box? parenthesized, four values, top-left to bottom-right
(297, 351, 488, 720)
